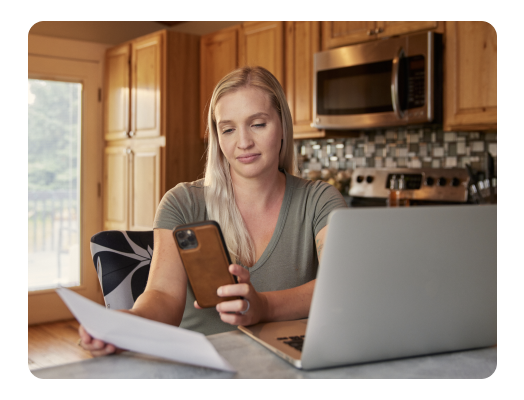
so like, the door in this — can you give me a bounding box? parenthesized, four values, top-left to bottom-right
(104, 43, 130, 141)
(128, 144, 161, 231)
(103, 144, 130, 231)
(28, 36, 105, 324)
(444, 21, 497, 130)
(131, 33, 163, 139)
(239, 21, 284, 85)
(200, 27, 239, 138)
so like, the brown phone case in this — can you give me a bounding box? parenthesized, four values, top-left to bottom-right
(173, 221, 240, 308)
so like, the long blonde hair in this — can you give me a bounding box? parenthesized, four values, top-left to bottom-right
(203, 66, 297, 267)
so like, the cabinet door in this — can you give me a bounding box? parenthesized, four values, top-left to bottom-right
(285, 21, 324, 138)
(131, 33, 163, 139)
(104, 44, 130, 141)
(322, 21, 440, 49)
(444, 21, 497, 130)
(321, 21, 377, 49)
(128, 145, 161, 231)
(103, 144, 129, 230)
(375, 21, 439, 39)
(200, 27, 239, 138)
(239, 21, 284, 85)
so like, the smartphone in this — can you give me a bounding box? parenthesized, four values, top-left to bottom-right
(173, 221, 240, 308)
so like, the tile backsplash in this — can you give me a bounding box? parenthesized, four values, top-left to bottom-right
(295, 127, 497, 179)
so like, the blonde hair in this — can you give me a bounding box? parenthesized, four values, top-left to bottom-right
(203, 66, 297, 267)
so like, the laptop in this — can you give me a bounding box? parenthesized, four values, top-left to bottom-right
(238, 205, 497, 370)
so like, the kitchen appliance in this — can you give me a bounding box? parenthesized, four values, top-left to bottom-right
(348, 167, 470, 207)
(312, 31, 442, 130)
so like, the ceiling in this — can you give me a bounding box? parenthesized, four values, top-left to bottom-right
(29, 21, 243, 45)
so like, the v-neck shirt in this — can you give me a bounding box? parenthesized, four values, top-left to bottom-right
(153, 171, 347, 335)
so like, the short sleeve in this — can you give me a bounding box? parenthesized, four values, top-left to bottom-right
(310, 181, 348, 237)
(153, 181, 206, 231)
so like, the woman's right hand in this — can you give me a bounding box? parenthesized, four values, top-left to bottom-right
(78, 324, 121, 357)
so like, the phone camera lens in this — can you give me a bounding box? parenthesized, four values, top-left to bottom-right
(176, 229, 197, 249)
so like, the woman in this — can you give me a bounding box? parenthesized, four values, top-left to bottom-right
(79, 66, 347, 356)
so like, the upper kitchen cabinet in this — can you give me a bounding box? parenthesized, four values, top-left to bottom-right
(285, 21, 326, 139)
(443, 21, 497, 131)
(239, 21, 284, 84)
(131, 34, 162, 139)
(104, 43, 130, 141)
(200, 26, 239, 139)
(104, 33, 162, 140)
(321, 21, 441, 49)
(201, 21, 325, 139)
(103, 30, 205, 231)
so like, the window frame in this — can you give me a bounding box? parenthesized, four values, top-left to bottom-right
(28, 34, 108, 324)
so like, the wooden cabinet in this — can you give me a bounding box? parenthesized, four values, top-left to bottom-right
(103, 30, 205, 231)
(201, 21, 325, 139)
(239, 21, 285, 84)
(322, 21, 440, 49)
(200, 26, 239, 138)
(131, 34, 162, 139)
(128, 144, 161, 231)
(285, 21, 325, 139)
(104, 44, 130, 141)
(104, 144, 129, 230)
(443, 21, 497, 131)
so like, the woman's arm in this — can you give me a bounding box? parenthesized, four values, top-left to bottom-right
(130, 228, 188, 325)
(78, 228, 188, 355)
(215, 225, 328, 326)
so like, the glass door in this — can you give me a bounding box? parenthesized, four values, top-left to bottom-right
(28, 79, 82, 291)
(28, 37, 105, 325)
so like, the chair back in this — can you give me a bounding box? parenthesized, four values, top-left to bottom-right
(90, 230, 153, 310)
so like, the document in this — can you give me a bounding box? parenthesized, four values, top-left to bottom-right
(56, 288, 235, 372)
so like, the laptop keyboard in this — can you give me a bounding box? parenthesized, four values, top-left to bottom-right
(277, 335, 305, 352)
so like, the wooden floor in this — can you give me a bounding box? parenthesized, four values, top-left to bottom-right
(28, 319, 93, 371)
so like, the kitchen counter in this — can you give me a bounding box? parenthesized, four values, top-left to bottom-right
(31, 330, 496, 379)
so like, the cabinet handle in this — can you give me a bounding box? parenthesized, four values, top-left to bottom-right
(367, 28, 383, 36)
(125, 148, 132, 155)
(129, 131, 135, 137)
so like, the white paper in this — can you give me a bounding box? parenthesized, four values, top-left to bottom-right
(56, 288, 235, 372)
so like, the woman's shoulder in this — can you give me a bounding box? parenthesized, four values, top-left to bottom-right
(163, 178, 205, 203)
(168, 178, 205, 193)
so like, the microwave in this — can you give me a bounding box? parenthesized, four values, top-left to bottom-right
(312, 31, 442, 130)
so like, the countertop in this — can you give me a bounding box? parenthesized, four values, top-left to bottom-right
(32, 330, 496, 379)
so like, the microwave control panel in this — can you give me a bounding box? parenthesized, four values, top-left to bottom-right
(405, 55, 426, 109)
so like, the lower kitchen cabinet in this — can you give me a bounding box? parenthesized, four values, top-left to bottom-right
(103, 140, 163, 232)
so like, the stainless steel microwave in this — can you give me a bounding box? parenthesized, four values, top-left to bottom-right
(312, 31, 442, 130)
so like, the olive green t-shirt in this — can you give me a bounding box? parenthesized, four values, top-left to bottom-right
(153, 171, 347, 335)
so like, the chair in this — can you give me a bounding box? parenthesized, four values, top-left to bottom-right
(90, 230, 153, 310)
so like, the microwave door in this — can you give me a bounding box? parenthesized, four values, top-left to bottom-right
(314, 61, 404, 129)
(312, 33, 434, 130)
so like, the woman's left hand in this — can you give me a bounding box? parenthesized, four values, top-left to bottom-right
(194, 264, 268, 326)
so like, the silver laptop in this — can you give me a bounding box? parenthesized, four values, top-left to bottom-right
(238, 205, 497, 370)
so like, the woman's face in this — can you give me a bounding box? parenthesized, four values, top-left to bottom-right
(214, 86, 283, 181)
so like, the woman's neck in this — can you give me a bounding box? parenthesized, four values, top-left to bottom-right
(231, 168, 286, 211)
